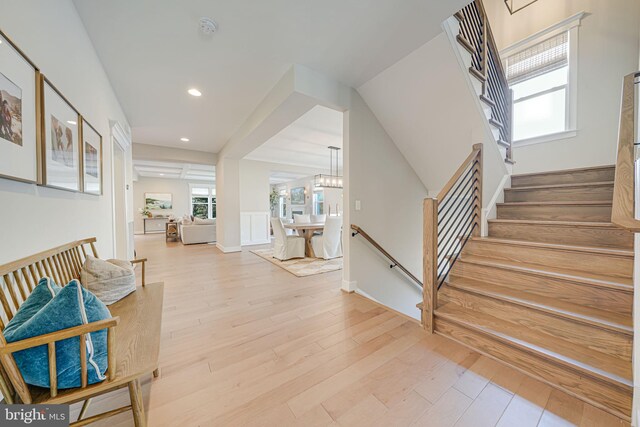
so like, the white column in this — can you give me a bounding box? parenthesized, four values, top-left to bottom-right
(215, 157, 242, 253)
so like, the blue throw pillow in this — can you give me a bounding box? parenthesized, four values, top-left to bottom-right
(4, 278, 112, 389)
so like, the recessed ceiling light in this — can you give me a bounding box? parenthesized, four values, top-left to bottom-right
(159, 173, 165, 176)
(180, 137, 190, 142)
(67, 120, 77, 125)
(188, 88, 202, 97)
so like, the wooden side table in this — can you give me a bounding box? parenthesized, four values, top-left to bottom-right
(166, 221, 179, 242)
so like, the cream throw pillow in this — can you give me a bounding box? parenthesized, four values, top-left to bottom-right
(80, 255, 136, 305)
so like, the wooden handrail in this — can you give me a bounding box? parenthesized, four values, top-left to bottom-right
(437, 146, 482, 200)
(350, 225, 422, 289)
(422, 145, 483, 332)
(611, 72, 640, 231)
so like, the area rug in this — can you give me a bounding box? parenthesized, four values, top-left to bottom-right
(251, 248, 342, 277)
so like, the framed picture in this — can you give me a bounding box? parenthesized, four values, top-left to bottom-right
(0, 29, 39, 183)
(81, 118, 102, 195)
(41, 77, 81, 191)
(290, 187, 305, 205)
(145, 193, 173, 210)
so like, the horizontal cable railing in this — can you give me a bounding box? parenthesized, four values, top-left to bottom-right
(350, 225, 422, 289)
(422, 144, 483, 332)
(456, 0, 513, 162)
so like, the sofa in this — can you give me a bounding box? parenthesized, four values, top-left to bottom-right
(179, 218, 216, 245)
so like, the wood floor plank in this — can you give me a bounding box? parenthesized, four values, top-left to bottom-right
(71, 235, 602, 426)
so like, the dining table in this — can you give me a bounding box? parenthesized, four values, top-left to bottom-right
(283, 222, 325, 257)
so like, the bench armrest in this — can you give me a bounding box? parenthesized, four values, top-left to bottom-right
(0, 317, 120, 355)
(130, 258, 147, 286)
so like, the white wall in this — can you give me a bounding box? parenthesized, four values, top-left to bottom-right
(132, 177, 206, 234)
(0, 0, 130, 264)
(483, 0, 640, 174)
(239, 160, 270, 213)
(346, 90, 427, 319)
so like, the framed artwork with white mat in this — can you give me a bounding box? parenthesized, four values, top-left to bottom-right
(0, 29, 40, 184)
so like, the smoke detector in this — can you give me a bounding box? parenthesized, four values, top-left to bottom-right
(199, 17, 218, 35)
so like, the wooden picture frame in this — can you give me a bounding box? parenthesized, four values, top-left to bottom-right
(40, 76, 81, 192)
(80, 117, 102, 195)
(0, 29, 40, 184)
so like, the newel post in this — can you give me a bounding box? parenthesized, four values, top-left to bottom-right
(422, 198, 438, 333)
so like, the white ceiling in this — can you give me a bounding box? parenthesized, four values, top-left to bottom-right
(72, 0, 469, 153)
(133, 159, 215, 181)
(244, 105, 342, 170)
(269, 171, 311, 185)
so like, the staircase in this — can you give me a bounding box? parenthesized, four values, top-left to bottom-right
(432, 165, 633, 420)
(445, 0, 514, 164)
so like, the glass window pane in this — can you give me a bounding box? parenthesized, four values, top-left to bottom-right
(192, 204, 209, 219)
(511, 66, 568, 100)
(192, 196, 208, 204)
(513, 88, 566, 140)
(211, 205, 216, 218)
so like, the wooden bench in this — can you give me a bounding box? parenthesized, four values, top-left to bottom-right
(0, 238, 163, 426)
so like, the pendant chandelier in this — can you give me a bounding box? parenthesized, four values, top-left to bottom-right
(314, 146, 343, 189)
(504, 0, 538, 15)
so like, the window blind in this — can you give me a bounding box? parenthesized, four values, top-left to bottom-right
(505, 32, 568, 84)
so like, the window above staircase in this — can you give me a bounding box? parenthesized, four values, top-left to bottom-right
(502, 12, 585, 146)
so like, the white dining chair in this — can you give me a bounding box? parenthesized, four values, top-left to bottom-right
(311, 214, 326, 223)
(311, 216, 343, 259)
(293, 214, 311, 223)
(271, 218, 305, 260)
(281, 218, 295, 236)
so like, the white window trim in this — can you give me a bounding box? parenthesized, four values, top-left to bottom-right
(502, 12, 585, 147)
(189, 183, 216, 219)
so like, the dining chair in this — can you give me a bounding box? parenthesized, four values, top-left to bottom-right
(271, 218, 305, 260)
(293, 214, 311, 223)
(311, 214, 326, 223)
(311, 216, 343, 259)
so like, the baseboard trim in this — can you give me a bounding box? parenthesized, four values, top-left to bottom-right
(354, 289, 420, 324)
(341, 280, 357, 292)
(216, 243, 242, 253)
(241, 240, 271, 247)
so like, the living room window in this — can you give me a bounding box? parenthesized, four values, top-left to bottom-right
(190, 185, 216, 219)
(503, 13, 583, 146)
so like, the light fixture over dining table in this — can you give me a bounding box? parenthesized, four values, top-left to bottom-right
(314, 146, 343, 189)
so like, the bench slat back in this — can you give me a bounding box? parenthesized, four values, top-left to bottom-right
(0, 238, 98, 328)
(0, 238, 99, 403)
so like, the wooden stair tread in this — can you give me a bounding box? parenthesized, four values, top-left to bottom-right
(511, 165, 615, 180)
(498, 201, 612, 206)
(435, 303, 633, 388)
(487, 219, 622, 228)
(505, 181, 614, 191)
(469, 236, 633, 257)
(446, 277, 632, 333)
(489, 118, 504, 129)
(496, 139, 510, 148)
(457, 255, 633, 291)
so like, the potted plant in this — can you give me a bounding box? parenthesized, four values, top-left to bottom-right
(269, 188, 279, 218)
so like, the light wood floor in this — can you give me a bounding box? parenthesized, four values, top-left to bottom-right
(70, 234, 629, 426)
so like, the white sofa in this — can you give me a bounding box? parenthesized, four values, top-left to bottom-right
(179, 220, 216, 245)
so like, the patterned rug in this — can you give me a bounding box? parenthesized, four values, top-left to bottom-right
(250, 248, 343, 277)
